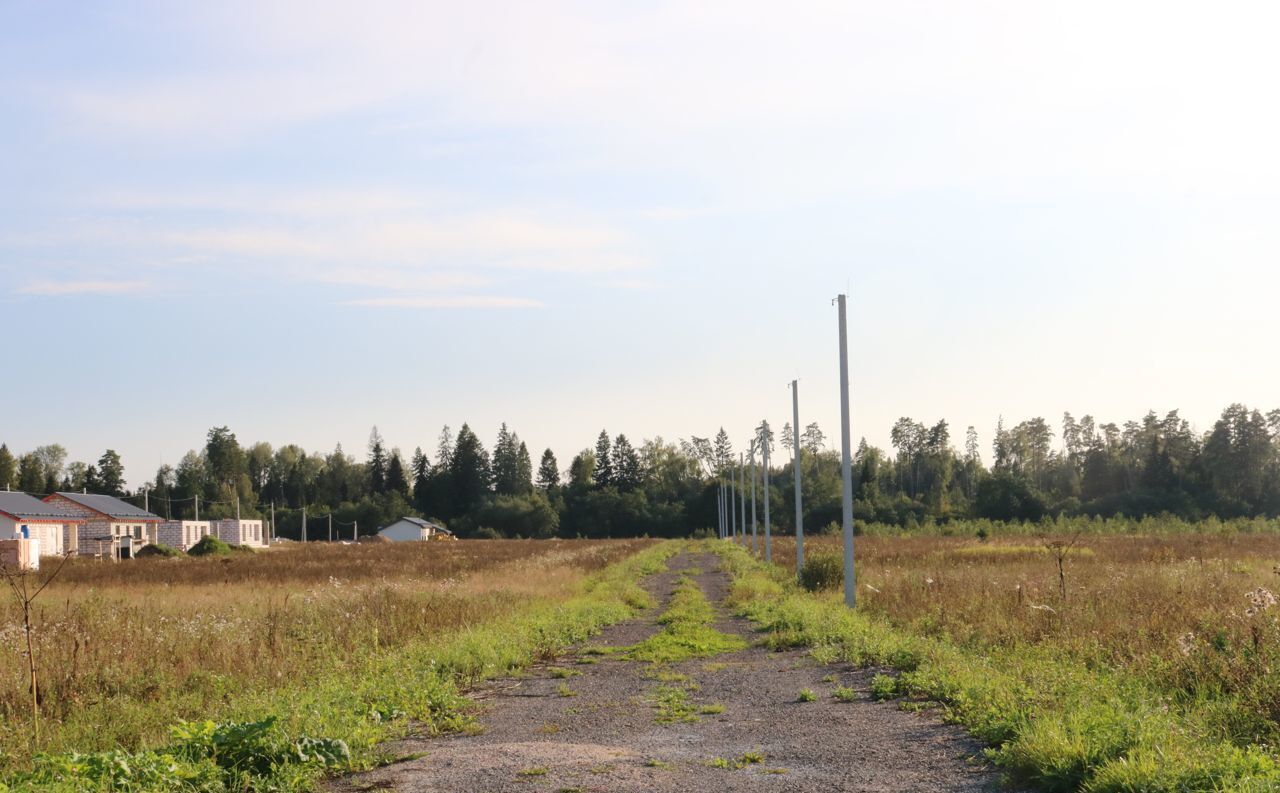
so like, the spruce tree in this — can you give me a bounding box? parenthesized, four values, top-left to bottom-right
(515, 440, 533, 494)
(493, 423, 521, 495)
(594, 430, 614, 486)
(449, 424, 492, 515)
(385, 450, 409, 496)
(368, 426, 387, 494)
(410, 447, 431, 512)
(613, 434, 641, 491)
(97, 450, 126, 496)
(536, 449, 560, 490)
(0, 444, 15, 490)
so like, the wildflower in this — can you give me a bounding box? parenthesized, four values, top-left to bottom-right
(1176, 632, 1196, 656)
(924, 577, 934, 586)
(1245, 587, 1277, 613)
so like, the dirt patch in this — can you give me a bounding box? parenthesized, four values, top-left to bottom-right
(330, 551, 1007, 792)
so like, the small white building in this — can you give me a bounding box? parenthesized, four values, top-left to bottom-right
(0, 491, 82, 557)
(215, 518, 266, 548)
(157, 520, 214, 552)
(378, 516, 450, 542)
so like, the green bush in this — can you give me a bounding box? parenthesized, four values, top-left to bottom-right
(799, 551, 843, 592)
(136, 543, 183, 558)
(187, 536, 233, 557)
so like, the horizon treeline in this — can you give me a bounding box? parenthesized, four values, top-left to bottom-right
(2, 402, 1280, 538)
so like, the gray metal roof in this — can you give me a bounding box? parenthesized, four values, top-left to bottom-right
(392, 516, 451, 533)
(52, 492, 161, 520)
(0, 491, 83, 521)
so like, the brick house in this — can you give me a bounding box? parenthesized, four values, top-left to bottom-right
(215, 518, 266, 548)
(44, 492, 163, 559)
(157, 520, 214, 552)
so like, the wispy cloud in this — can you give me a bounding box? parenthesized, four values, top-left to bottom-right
(18, 279, 149, 296)
(343, 295, 542, 309)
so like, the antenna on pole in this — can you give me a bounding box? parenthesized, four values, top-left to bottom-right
(836, 293, 857, 608)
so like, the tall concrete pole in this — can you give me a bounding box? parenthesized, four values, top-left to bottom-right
(837, 293, 856, 608)
(739, 455, 746, 550)
(792, 380, 805, 578)
(270, 502, 275, 544)
(750, 450, 758, 554)
(194, 494, 199, 522)
(730, 466, 737, 541)
(302, 505, 307, 543)
(717, 481, 724, 539)
(763, 427, 772, 562)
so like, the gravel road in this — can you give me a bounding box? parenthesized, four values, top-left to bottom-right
(330, 552, 1007, 792)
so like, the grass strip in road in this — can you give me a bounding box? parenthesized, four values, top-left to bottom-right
(0, 543, 678, 793)
(711, 541, 1280, 793)
(625, 575, 746, 664)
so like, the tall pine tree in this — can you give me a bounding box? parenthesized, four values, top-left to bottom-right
(613, 434, 641, 491)
(0, 444, 15, 491)
(450, 424, 492, 516)
(385, 449, 409, 496)
(594, 430, 614, 487)
(368, 427, 387, 494)
(537, 449, 560, 490)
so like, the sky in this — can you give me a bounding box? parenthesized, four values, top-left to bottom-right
(3, 1, 1280, 488)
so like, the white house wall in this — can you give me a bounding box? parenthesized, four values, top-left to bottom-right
(0, 515, 64, 556)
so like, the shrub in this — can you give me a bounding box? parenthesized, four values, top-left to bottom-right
(136, 543, 183, 558)
(187, 536, 233, 557)
(799, 551, 843, 592)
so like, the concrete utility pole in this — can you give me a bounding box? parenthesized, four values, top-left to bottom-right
(270, 502, 275, 544)
(302, 505, 307, 543)
(739, 455, 746, 550)
(792, 380, 805, 578)
(235, 498, 241, 521)
(732, 468, 742, 542)
(717, 481, 723, 539)
(194, 494, 199, 522)
(353, 520, 358, 542)
(750, 447, 758, 554)
(143, 488, 149, 513)
(763, 426, 772, 562)
(837, 293, 856, 608)
(328, 513, 333, 542)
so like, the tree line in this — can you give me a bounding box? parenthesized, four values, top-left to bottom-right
(2, 402, 1279, 538)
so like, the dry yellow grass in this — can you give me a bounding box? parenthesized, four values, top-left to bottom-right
(766, 534, 1280, 660)
(0, 539, 656, 766)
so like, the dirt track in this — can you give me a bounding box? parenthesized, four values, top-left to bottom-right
(330, 552, 1006, 792)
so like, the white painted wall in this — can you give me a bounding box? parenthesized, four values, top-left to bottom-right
(378, 519, 433, 541)
(0, 515, 64, 556)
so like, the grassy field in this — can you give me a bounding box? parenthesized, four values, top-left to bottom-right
(722, 526, 1280, 791)
(0, 539, 666, 790)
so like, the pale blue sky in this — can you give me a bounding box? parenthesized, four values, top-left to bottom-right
(3, 1, 1279, 487)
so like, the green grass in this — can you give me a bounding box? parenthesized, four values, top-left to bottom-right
(796, 688, 817, 703)
(712, 541, 1280, 793)
(652, 685, 699, 724)
(832, 686, 858, 702)
(624, 576, 746, 663)
(517, 765, 549, 776)
(3, 543, 679, 792)
(547, 667, 580, 679)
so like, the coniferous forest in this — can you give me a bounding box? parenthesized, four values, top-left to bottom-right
(4, 402, 1280, 538)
